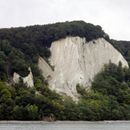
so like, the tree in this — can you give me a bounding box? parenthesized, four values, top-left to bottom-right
(0, 82, 14, 119)
(25, 104, 39, 120)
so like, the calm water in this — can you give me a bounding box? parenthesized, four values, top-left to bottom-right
(0, 121, 130, 130)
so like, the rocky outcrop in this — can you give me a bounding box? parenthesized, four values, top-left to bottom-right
(13, 67, 34, 87)
(38, 37, 128, 100)
(38, 57, 53, 79)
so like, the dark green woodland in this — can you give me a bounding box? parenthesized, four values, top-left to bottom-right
(0, 21, 130, 120)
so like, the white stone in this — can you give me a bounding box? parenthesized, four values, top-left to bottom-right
(13, 72, 20, 84)
(38, 56, 53, 79)
(38, 37, 129, 100)
(13, 67, 34, 87)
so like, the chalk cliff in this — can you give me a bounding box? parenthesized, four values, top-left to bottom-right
(13, 67, 34, 87)
(38, 37, 128, 100)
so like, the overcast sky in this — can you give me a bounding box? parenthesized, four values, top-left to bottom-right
(0, 0, 130, 40)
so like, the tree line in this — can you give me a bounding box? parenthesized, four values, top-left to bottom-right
(1, 63, 130, 120)
(0, 21, 130, 120)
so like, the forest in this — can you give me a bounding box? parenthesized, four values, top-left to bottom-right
(0, 21, 130, 120)
(0, 21, 107, 81)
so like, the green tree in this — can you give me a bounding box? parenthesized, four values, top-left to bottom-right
(0, 82, 15, 119)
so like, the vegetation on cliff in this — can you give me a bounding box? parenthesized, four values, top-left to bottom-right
(1, 63, 130, 120)
(0, 21, 130, 120)
(0, 21, 106, 81)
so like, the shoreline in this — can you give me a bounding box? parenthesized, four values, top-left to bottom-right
(1, 120, 130, 124)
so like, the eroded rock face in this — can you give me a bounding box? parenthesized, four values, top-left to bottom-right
(13, 67, 34, 87)
(38, 57, 53, 78)
(38, 37, 128, 100)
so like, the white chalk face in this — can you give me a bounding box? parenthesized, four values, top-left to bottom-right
(13, 67, 34, 88)
(0, 0, 130, 40)
(38, 37, 128, 100)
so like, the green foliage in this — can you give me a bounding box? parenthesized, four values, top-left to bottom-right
(13, 104, 39, 120)
(25, 104, 39, 120)
(59, 63, 130, 121)
(76, 84, 87, 97)
(0, 21, 105, 57)
(0, 82, 15, 119)
(90, 63, 130, 120)
(112, 40, 130, 65)
(0, 52, 8, 80)
(0, 21, 130, 121)
(1, 62, 130, 120)
(0, 21, 106, 82)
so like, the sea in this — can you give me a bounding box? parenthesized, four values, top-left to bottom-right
(0, 121, 130, 130)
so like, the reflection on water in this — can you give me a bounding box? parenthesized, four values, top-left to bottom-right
(0, 121, 130, 130)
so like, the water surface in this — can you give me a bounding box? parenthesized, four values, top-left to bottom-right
(0, 121, 130, 130)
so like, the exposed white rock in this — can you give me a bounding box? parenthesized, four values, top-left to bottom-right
(13, 67, 34, 87)
(38, 37, 128, 100)
(38, 56, 53, 79)
(13, 72, 20, 84)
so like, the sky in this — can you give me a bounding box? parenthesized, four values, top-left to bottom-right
(0, 0, 130, 40)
